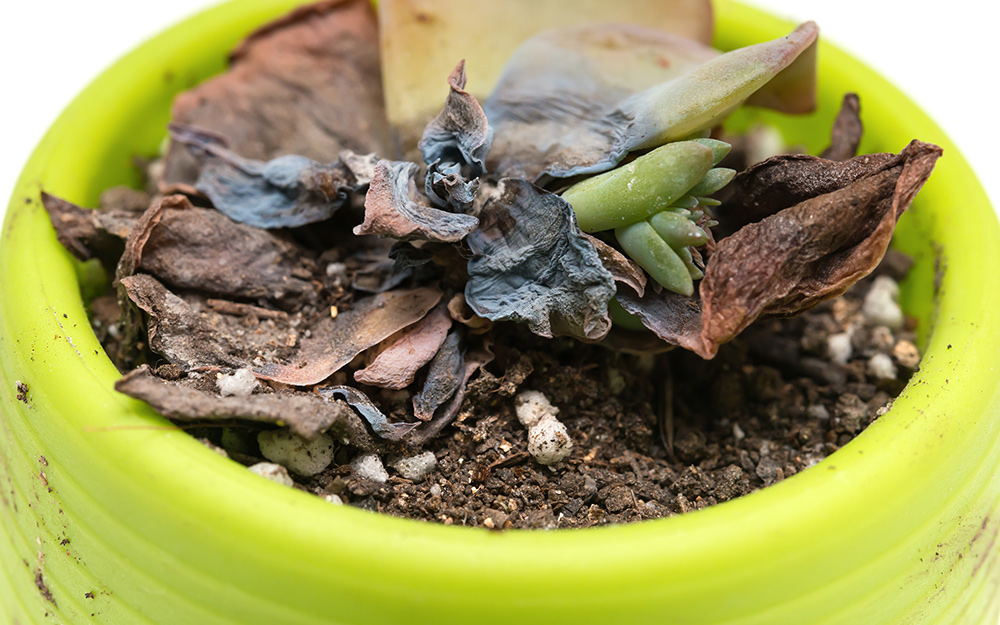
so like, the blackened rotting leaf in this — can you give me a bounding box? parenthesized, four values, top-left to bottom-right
(170, 124, 358, 229)
(699, 140, 942, 356)
(425, 161, 481, 212)
(465, 179, 615, 341)
(412, 330, 465, 421)
(615, 288, 703, 354)
(419, 60, 493, 177)
(317, 386, 418, 441)
(583, 233, 646, 297)
(354, 305, 452, 390)
(355, 160, 479, 242)
(715, 151, 900, 235)
(163, 0, 390, 188)
(821, 93, 863, 162)
(115, 365, 374, 445)
(254, 287, 443, 386)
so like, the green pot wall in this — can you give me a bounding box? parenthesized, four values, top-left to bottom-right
(2, 1, 999, 623)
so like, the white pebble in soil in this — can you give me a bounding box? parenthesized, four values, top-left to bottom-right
(515, 390, 573, 465)
(868, 353, 898, 381)
(257, 430, 334, 477)
(862, 276, 904, 330)
(216, 368, 259, 397)
(248, 462, 294, 487)
(390, 451, 437, 482)
(827, 332, 853, 366)
(351, 453, 389, 484)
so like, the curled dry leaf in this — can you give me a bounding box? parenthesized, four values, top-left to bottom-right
(163, 0, 390, 188)
(115, 365, 374, 445)
(820, 93, 863, 162)
(447, 293, 493, 334)
(170, 124, 362, 229)
(419, 60, 493, 177)
(254, 287, 443, 386)
(412, 330, 465, 421)
(425, 162, 481, 212)
(583, 235, 647, 297)
(355, 160, 480, 242)
(354, 305, 453, 389)
(40, 193, 131, 265)
(465, 179, 615, 342)
(485, 22, 817, 180)
(317, 386, 419, 441)
(410, 346, 495, 446)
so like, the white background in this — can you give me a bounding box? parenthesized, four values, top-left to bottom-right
(1, 1, 998, 228)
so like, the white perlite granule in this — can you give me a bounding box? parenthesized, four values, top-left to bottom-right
(257, 430, 334, 477)
(216, 368, 259, 397)
(868, 353, 898, 381)
(351, 453, 389, 483)
(827, 332, 853, 366)
(862, 276, 904, 330)
(391, 451, 437, 482)
(248, 462, 294, 487)
(515, 390, 573, 465)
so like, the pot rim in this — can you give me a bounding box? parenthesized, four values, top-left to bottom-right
(2, 1, 999, 623)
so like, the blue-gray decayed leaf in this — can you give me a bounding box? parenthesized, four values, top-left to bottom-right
(465, 179, 615, 341)
(425, 161, 481, 212)
(419, 60, 493, 177)
(318, 386, 418, 441)
(615, 287, 704, 355)
(355, 160, 480, 242)
(485, 22, 817, 181)
(170, 124, 358, 229)
(412, 330, 465, 421)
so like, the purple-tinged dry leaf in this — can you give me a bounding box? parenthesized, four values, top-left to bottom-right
(354, 305, 452, 389)
(115, 365, 375, 445)
(699, 140, 942, 357)
(412, 330, 465, 421)
(379, 0, 713, 154)
(583, 233, 647, 297)
(170, 124, 359, 229)
(465, 179, 616, 342)
(355, 160, 479, 242)
(317, 386, 419, 441)
(254, 287, 443, 386)
(419, 60, 493, 176)
(410, 346, 495, 446)
(163, 0, 389, 188)
(820, 93, 863, 161)
(485, 22, 817, 180)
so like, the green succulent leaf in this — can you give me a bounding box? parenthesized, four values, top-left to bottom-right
(615, 220, 695, 296)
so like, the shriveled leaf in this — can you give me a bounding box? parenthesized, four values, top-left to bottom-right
(410, 345, 495, 445)
(163, 0, 390, 188)
(615, 287, 704, 354)
(447, 293, 493, 334)
(116, 195, 182, 283)
(820, 93, 863, 161)
(41, 192, 134, 267)
(699, 140, 942, 356)
(317, 386, 419, 441)
(485, 22, 817, 180)
(583, 234, 646, 297)
(465, 179, 615, 341)
(412, 330, 465, 421)
(425, 161, 481, 213)
(255, 287, 443, 386)
(170, 125, 358, 229)
(115, 365, 374, 445)
(350, 250, 413, 294)
(419, 60, 493, 176)
(379, 0, 713, 154)
(355, 161, 480, 242)
(354, 305, 453, 389)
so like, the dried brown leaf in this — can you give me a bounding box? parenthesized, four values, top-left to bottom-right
(354, 305, 453, 389)
(412, 330, 465, 421)
(820, 93, 863, 161)
(583, 233, 647, 297)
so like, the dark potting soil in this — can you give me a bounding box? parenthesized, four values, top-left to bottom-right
(297, 254, 918, 529)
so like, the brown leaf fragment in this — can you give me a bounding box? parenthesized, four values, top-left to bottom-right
(163, 0, 390, 188)
(116, 195, 186, 283)
(699, 140, 942, 357)
(354, 305, 452, 389)
(615, 288, 705, 355)
(410, 346, 495, 446)
(419, 60, 493, 176)
(254, 287, 443, 386)
(115, 365, 374, 445)
(446, 293, 493, 334)
(820, 93, 863, 161)
(355, 160, 479, 242)
(583, 233, 647, 297)
(412, 330, 465, 421)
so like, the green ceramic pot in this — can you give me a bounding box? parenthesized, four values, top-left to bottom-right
(2, 2, 999, 623)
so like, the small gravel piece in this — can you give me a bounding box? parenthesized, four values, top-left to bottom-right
(391, 451, 438, 482)
(323, 493, 344, 505)
(258, 430, 334, 476)
(868, 353, 898, 381)
(248, 462, 294, 487)
(827, 332, 853, 366)
(515, 390, 573, 465)
(893, 340, 921, 369)
(515, 390, 557, 428)
(862, 276, 904, 330)
(216, 368, 259, 397)
(351, 453, 389, 483)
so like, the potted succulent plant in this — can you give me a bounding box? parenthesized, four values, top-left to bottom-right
(1, 1, 999, 624)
